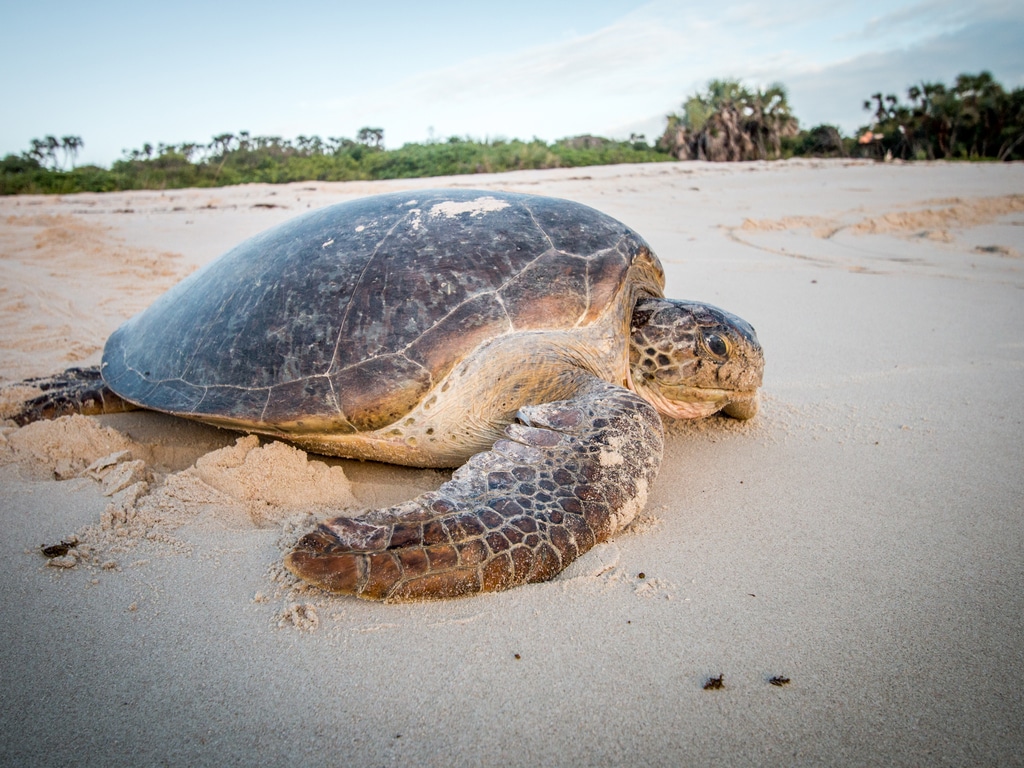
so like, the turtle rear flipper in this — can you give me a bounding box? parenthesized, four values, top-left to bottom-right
(2, 366, 134, 426)
(284, 378, 664, 601)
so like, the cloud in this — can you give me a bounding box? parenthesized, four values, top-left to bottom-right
(313, 17, 676, 113)
(852, 0, 1011, 41)
(318, 0, 1022, 145)
(300, 3, 845, 143)
(7, 0, 1021, 163)
(786, 16, 1024, 133)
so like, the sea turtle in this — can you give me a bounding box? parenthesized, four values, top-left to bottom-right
(10, 189, 764, 601)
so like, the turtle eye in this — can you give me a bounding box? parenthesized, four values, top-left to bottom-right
(704, 332, 728, 358)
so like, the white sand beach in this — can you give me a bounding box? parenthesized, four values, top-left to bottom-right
(1, 160, 1022, 766)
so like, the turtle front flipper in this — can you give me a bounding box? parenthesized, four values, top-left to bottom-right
(285, 378, 664, 601)
(2, 366, 134, 426)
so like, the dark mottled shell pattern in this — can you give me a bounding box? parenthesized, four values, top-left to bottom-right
(102, 189, 661, 433)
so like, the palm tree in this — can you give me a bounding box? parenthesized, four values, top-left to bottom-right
(60, 135, 83, 169)
(357, 127, 384, 150)
(657, 114, 688, 159)
(658, 79, 797, 161)
(209, 133, 236, 157)
(859, 72, 1024, 161)
(26, 138, 48, 167)
(997, 88, 1024, 161)
(44, 135, 60, 170)
(209, 133, 237, 180)
(953, 71, 1004, 157)
(179, 142, 200, 163)
(747, 83, 799, 159)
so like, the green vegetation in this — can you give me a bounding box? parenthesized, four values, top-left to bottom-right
(656, 71, 1024, 162)
(856, 71, 1024, 161)
(0, 129, 668, 195)
(658, 79, 799, 161)
(3, 71, 1022, 195)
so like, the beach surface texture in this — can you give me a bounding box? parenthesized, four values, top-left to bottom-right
(1, 160, 1022, 766)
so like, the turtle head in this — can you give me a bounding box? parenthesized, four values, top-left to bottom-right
(627, 298, 764, 420)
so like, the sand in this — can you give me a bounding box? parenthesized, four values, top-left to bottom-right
(1, 160, 1022, 766)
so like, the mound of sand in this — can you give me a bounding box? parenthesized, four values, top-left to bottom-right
(2, 417, 360, 569)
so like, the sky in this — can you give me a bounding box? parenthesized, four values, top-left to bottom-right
(2, 0, 1022, 167)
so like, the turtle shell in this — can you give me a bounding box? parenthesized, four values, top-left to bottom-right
(102, 189, 662, 433)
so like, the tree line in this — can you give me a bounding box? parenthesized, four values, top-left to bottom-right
(858, 71, 1024, 161)
(3, 71, 1021, 195)
(657, 71, 1024, 163)
(0, 129, 666, 195)
(658, 80, 800, 161)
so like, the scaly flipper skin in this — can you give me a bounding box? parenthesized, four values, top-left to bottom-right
(4, 366, 133, 426)
(285, 378, 664, 601)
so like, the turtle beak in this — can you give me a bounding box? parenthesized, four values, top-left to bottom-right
(721, 391, 759, 420)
